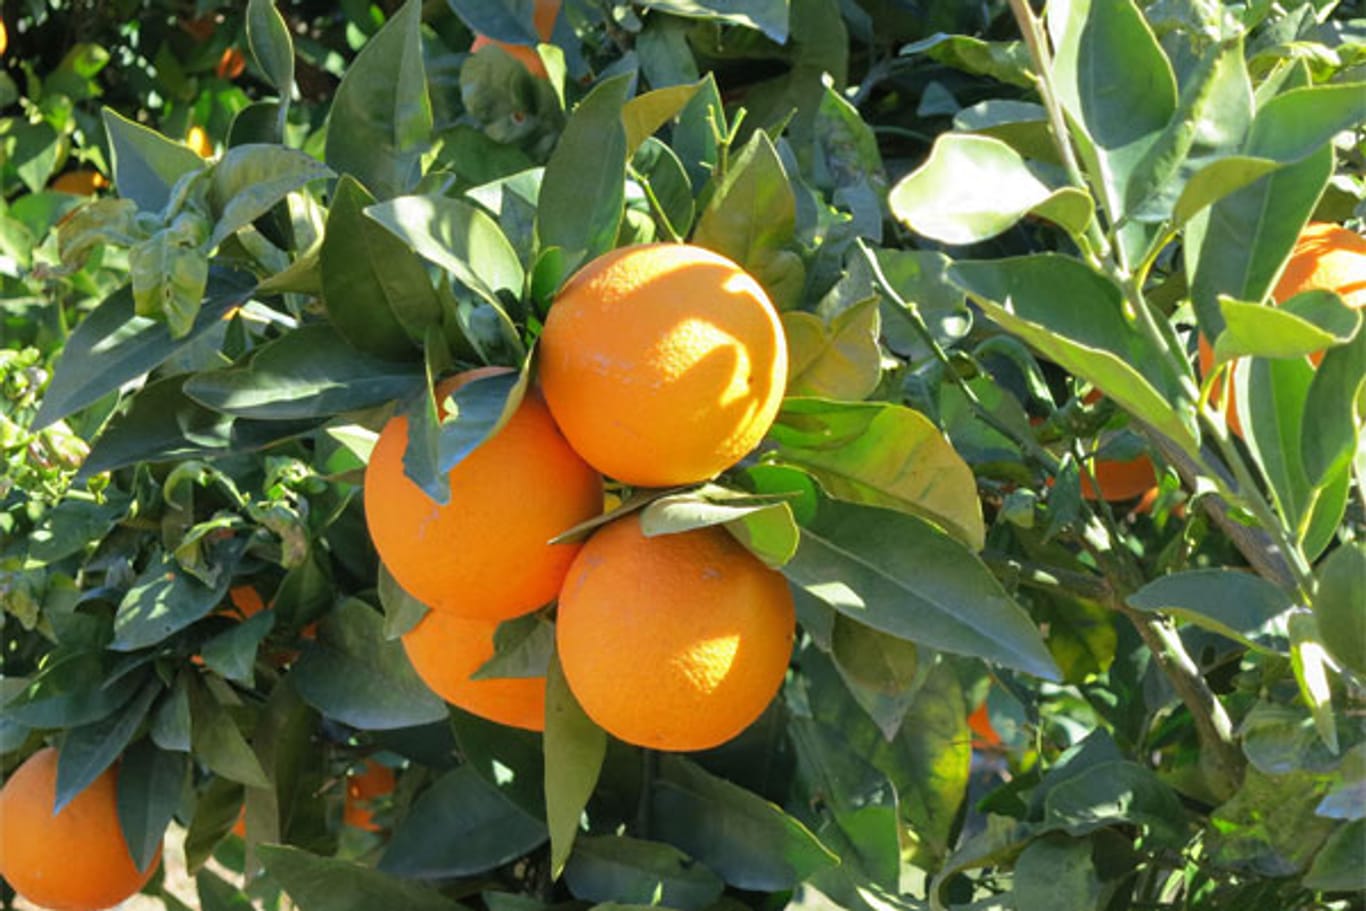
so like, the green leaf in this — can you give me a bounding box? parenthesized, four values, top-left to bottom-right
(948, 254, 1198, 453)
(1245, 84, 1366, 163)
(783, 297, 881, 401)
(472, 615, 554, 681)
(1237, 353, 1314, 529)
(544, 652, 606, 878)
(33, 270, 255, 431)
(829, 615, 925, 740)
(1210, 767, 1335, 877)
(901, 33, 1032, 88)
(150, 674, 192, 753)
(202, 611, 276, 686)
(55, 682, 160, 813)
(324, 0, 432, 200)
(319, 177, 435, 359)
(183, 324, 423, 420)
(889, 133, 1090, 245)
(403, 367, 521, 505)
(117, 739, 190, 874)
(1045, 0, 1176, 222)
(246, 0, 295, 107)
(1301, 328, 1366, 488)
(129, 224, 210, 339)
(635, 0, 789, 43)
(623, 81, 704, 155)
(649, 756, 838, 891)
(187, 677, 271, 789)
(290, 598, 449, 730)
(564, 835, 723, 910)
(768, 398, 985, 551)
(1305, 821, 1366, 892)
(102, 108, 206, 212)
(1239, 702, 1340, 778)
(637, 486, 801, 568)
(1212, 291, 1361, 362)
(1173, 156, 1281, 226)
(537, 74, 632, 271)
(1014, 835, 1102, 911)
(1042, 760, 1188, 847)
(782, 499, 1059, 680)
(691, 131, 798, 301)
(1126, 569, 1293, 653)
(259, 845, 469, 911)
(207, 145, 331, 247)
(4, 653, 144, 728)
(112, 548, 234, 651)
(366, 193, 525, 310)
(1313, 543, 1366, 675)
(380, 765, 548, 878)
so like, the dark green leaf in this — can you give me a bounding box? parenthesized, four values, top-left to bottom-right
(112, 547, 234, 651)
(783, 499, 1058, 680)
(649, 756, 838, 891)
(1313, 543, 1366, 675)
(901, 34, 1032, 88)
(402, 367, 521, 505)
(202, 611, 276, 685)
(102, 108, 206, 212)
(207, 145, 332, 246)
(259, 845, 469, 911)
(380, 765, 548, 878)
(55, 682, 160, 813)
(1126, 569, 1292, 653)
(33, 270, 255, 431)
(564, 835, 723, 910)
(246, 0, 295, 103)
(1014, 835, 1102, 911)
(545, 653, 606, 877)
(445, 0, 545, 43)
(117, 739, 190, 873)
(290, 598, 448, 730)
(1304, 821, 1366, 892)
(635, 0, 789, 42)
(1210, 767, 1334, 877)
(1301, 328, 1366, 489)
(474, 615, 554, 680)
(828, 615, 924, 740)
(1042, 760, 1187, 846)
(324, 0, 432, 200)
(537, 74, 631, 270)
(150, 674, 192, 753)
(769, 398, 985, 550)
(183, 324, 423, 420)
(187, 676, 271, 789)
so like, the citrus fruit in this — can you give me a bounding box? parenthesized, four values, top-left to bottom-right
(50, 169, 108, 195)
(1200, 222, 1366, 434)
(1081, 454, 1157, 502)
(556, 514, 795, 751)
(539, 243, 788, 488)
(216, 46, 246, 80)
(0, 747, 161, 911)
(470, 0, 559, 78)
(403, 611, 547, 731)
(342, 759, 396, 832)
(968, 701, 1002, 750)
(364, 367, 603, 621)
(186, 125, 214, 158)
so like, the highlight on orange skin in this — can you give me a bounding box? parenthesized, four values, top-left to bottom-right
(342, 759, 396, 833)
(469, 0, 559, 78)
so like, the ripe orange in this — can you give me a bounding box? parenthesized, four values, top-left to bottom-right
(364, 367, 603, 621)
(1200, 222, 1366, 434)
(225, 584, 264, 618)
(539, 244, 788, 488)
(0, 747, 161, 911)
(50, 169, 109, 195)
(968, 701, 1002, 750)
(470, 0, 559, 78)
(1081, 454, 1157, 502)
(342, 759, 395, 832)
(556, 514, 795, 751)
(186, 125, 213, 158)
(216, 46, 246, 80)
(402, 611, 547, 731)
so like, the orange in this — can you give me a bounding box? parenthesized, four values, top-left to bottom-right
(968, 701, 1002, 750)
(364, 367, 603, 621)
(342, 759, 395, 832)
(1081, 454, 1157, 502)
(539, 243, 788, 488)
(402, 611, 547, 731)
(50, 169, 108, 195)
(186, 125, 213, 158)
(1, 19, 7, 56)
(225, 584, 264, 618)
(470, 0, 559, 78)
(0, 747, 162, 911)
(216, 47, 246, 80)
(230, 807, 247, 838)
(557, 514, 795, 751)
(1200, 222, 1366, 434)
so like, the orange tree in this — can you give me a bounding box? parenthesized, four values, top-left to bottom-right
(2, 0, 1364, 909)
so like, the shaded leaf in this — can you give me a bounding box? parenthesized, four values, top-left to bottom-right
(1126, 570, 1292, 653)
(259, 845, 469, 911)
(545, 653, 606, 878)
(564, 835, 723, 910)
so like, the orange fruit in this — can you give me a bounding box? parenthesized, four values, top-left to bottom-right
(1, 19, 8, 56)
(470, 0, 559, 78)
(1081, 454, 1157, 502)
(364, 367, 603, 621)
(0, 747, 162, 911)
(216, 47, 246, 80)
(186, 125, 214, 158)
(539, 243, 788, 488)
(225, 584, 264, 618)
(342, 759, 395, 833)
(1200, 222, 1366, 434)
(230, 807, 247, 838)
(968, 701, 1002, 750)
(402, 611, 547, 731)
(50, 169, 108, 195)
(557, 514, 795, 751)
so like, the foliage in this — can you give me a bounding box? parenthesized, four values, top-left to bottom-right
(3, 0, 1365, 910)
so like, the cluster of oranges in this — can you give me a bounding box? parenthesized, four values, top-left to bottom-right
(365, 243, 796, 752)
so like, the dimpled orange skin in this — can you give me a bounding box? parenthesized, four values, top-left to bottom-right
(364, 368, 603, 621)
(403, 611, 547, 731)
(539, 244, 788, 488)
(1200, 222, 1366, 434)
(0, 747, 161, 911)
(557, 514, 796, 752)
(1081, 455, 1157, 502)
(470, 0, 559, 78)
